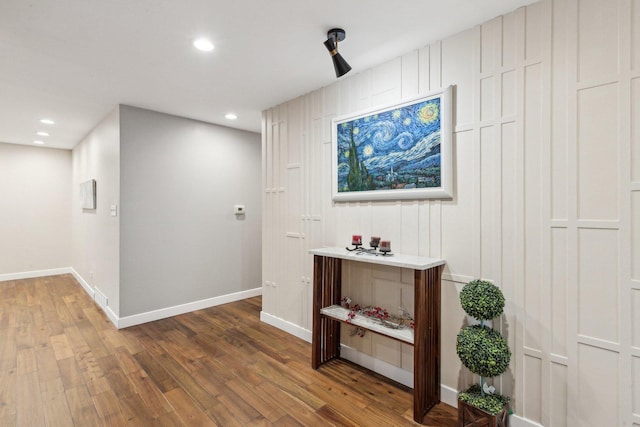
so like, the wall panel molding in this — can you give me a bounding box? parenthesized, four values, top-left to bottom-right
(262, 0, 636, 424)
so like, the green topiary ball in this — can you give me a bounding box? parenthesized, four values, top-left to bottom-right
(456, 325, 511, 378)
(460, 280, 505, 320)
(458, 384, 509, 415)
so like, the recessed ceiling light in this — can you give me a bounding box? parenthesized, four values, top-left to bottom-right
(225, 113, 238, 120)
(193, 38, 214, 52)
(36, 131, 49, 136)
(33, 140, 45, 145)
(40, 119, 55, 125)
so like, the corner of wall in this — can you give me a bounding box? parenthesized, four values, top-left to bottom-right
(71, 106, 121, 318)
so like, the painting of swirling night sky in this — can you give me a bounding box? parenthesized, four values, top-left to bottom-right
(336, 97, 442, 193)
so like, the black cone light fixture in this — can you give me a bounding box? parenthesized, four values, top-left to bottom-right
(324, 28, 352, 78)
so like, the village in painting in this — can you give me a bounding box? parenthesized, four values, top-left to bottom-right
(336, 97, 442, 193)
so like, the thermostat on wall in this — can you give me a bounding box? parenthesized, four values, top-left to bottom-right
(234, 205, 245, 215)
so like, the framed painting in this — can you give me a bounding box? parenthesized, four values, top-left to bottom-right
(332, 86, 453, 201)
(80, 179, 96, 209)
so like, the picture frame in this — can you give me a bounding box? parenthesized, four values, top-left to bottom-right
(332, 86, 453, 202)
(80, 179, 96, 209)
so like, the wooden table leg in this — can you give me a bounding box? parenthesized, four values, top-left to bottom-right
(413, 265, 442, 423)
(312, 255, 342, 369)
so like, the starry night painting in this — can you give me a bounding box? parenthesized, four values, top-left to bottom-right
(332, 87, 453, 201)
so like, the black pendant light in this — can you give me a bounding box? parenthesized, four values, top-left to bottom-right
(324, 28, 352, 78)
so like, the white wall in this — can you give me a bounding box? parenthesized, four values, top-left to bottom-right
(119, 106, 262, 317)
(0, 143, 71, 275)
(261, 0, 640, 426)
(71, 107, 120, 314)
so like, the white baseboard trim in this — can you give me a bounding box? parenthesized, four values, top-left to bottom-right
(340, 346, 463, 408)
(0, 267, 117, 328)
(259, 311, 312, 343)
(104, 306, 119, 327)
(509, 415, 544, 427)
(69, 269, 263, 330)
(0, 267, 72, 282)
(69, 268, 95, 300)
(441, 384, 459, 408)
(71, 268, 120, 328)
(340, 344, 413, 388)
(116, 286, 263, 329)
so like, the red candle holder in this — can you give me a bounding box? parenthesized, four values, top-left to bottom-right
(379, 240, 391, 254)
(369, 236, 381, 248)
(352, 235, 362, 246)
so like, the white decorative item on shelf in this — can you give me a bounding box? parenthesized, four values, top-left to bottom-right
(320, 305, 414, 344)
(309, 247, 444, 270)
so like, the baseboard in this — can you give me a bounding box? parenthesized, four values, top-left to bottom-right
(116, 286, 263, 329)
(0, 267, 73, 282)
(440, 384, 459, 408)
(509, 415, 544, 427)
(259, 311, 312, 343)
(340, 344, 414, 388)
(69, 268, 95, 300)
(18, 268, 261, 330)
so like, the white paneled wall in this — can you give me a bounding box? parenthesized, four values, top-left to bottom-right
(262, 0, 639, 425)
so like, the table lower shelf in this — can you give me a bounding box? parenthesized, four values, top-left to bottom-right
(320, 305, 414, 345)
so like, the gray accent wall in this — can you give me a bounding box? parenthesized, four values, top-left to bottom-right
(119, 105, 261, 317)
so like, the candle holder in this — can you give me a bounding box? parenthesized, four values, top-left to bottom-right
(369, 236, 381, 249)
(346, 234, 364, 251)
(346, 235, 392, 256)
(379, 240, 392, 255)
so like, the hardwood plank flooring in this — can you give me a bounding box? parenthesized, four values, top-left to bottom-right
(0, 274, 457, 426)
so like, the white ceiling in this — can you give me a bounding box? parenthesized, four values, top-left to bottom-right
(0, 0, 536, 150)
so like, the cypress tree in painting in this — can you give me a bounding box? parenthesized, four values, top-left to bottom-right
(346, 122, 375, 192)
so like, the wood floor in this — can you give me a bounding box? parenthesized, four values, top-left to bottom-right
(0, 274, 457, 426)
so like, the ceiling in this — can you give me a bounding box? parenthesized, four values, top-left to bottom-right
(0, 0, 536, 150)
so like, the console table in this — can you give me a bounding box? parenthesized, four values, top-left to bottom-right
(309, 247, 445, 424)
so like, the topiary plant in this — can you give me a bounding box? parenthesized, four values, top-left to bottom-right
(459, 280, 505, 320)
(456, 279, 511, 415)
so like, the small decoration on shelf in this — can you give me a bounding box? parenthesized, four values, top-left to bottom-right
(345, 235, 393, 256)
(341, 296, 413, 338)
(349, 326, 367, 337)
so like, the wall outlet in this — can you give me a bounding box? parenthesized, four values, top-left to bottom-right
(234, 205, 245, 215)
